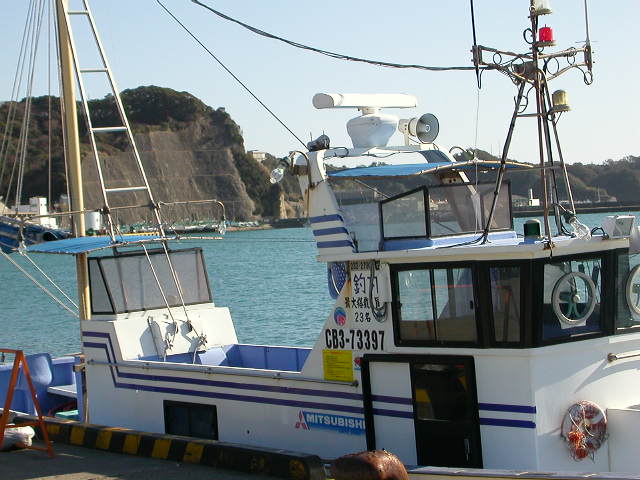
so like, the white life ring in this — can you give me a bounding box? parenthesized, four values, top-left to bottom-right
(560, 400, 607, 461)
(625, 264, 640, 316)
(551, 271, 596, 326)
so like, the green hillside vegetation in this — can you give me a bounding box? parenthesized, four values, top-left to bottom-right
(462, 149, 640, 202)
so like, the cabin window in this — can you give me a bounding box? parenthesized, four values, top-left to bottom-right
(88, 248, 211, 314)
(426, 182, 512, 238)
(541, 257, 603, 341)
(341, 203, 380, 252)
(89, 260, 113, 314)
(381, 188, 427, 239)
(330, 177, 390, 252)
(395, 266, 477, 344)
(164, 400, 218, 440)
(615, 252, 640, 331)
(489, 266, 521, 343)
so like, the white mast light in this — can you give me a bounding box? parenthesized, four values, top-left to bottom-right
(533, 0, 552, 16)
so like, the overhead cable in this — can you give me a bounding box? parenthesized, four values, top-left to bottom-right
(191, 0, 480, 73)
(156, 0, 307, 149)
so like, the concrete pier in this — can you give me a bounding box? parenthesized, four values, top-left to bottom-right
(1, 441, 280, 480)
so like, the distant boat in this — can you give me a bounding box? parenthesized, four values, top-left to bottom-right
(271, 217, 307, 229)
(0, 197, 70, 253)
(0, 214, 69, 253)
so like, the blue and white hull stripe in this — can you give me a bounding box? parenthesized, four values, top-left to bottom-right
(309, 214, 355, 253)
(83, 331, 376, 418)
(478, 402, 536, 429)
(370, 395, 536, 429)
(82, 331, 536, 429)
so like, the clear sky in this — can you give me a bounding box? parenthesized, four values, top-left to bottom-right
(1, 0, 638, 165)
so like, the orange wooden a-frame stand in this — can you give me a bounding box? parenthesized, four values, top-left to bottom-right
(0, 349, 54, 457)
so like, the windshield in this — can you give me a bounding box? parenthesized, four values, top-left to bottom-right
(89, 248, 211, 314)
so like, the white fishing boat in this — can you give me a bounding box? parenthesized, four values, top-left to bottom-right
(3, 0, 640, 477)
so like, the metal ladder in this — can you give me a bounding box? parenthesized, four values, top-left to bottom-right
(59, 0, 165, 239)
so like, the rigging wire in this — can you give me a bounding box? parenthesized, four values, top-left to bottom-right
(160, 241, 208, 362)
(20, 251, 79, 309)
(176, 236, 315, 243)
(11, 1, 43, 208)
(191, 0, 480, 73)
(0, 0, 38, 208)
(0, 248, 79, 318)
(473, 86, 481, 233)
(47, 0, 52, 208)
(52, 6, 72, 211)
(156, 0, 307, 149)
(141, 244, 177, 361)
(15, 0, 47, 208)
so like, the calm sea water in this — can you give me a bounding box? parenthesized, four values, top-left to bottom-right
(0, 210, 637, 356)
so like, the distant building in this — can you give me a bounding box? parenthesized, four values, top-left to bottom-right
(512, 194, 529, 207)
(527, 188, 541, 207)
(512, 189, 540, 208)
(248, 150, 266, 162)
(14, 197, 58, 228)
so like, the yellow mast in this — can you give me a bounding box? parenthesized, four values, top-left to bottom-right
(55, 0, 90, 321)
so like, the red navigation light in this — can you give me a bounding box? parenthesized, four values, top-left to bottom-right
(539, 26, 554, 43)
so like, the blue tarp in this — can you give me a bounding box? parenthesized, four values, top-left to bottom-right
(327, 159, 531, 178)
(26, 235, 164, 255)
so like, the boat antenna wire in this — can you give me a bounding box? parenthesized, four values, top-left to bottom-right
(191, 0, 481, 73)
(584, 0, 591, 45)
(156, 0, 307, 149)
(469, 0, 482, 88)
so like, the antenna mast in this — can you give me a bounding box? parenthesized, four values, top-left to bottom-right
(472, 0, 594, 243)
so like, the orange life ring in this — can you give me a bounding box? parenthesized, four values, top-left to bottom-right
(560, 401, 607, 460)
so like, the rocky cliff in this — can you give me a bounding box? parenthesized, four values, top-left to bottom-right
(0, 86, 301, 224)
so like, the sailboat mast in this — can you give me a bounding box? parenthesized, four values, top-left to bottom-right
(55, 0, 90, 321)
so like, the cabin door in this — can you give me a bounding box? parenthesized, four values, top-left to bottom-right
(362, 360, 418, 464)
(363, 355, 481, 468)
(411, 357, 482, 468)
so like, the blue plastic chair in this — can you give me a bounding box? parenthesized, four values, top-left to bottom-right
(14, 353, 54, 415)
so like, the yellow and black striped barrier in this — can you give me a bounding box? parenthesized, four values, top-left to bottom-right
(16, 415, 325, 480)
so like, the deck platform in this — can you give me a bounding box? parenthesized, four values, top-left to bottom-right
(1, 440, 281, 480)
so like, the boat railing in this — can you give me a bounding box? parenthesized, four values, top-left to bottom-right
(12, 198, 225, 241)
(607, 350, 640, 363)
(86, 357, 359, 386)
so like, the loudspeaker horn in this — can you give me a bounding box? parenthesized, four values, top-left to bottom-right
(398, 113, 439, 144)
